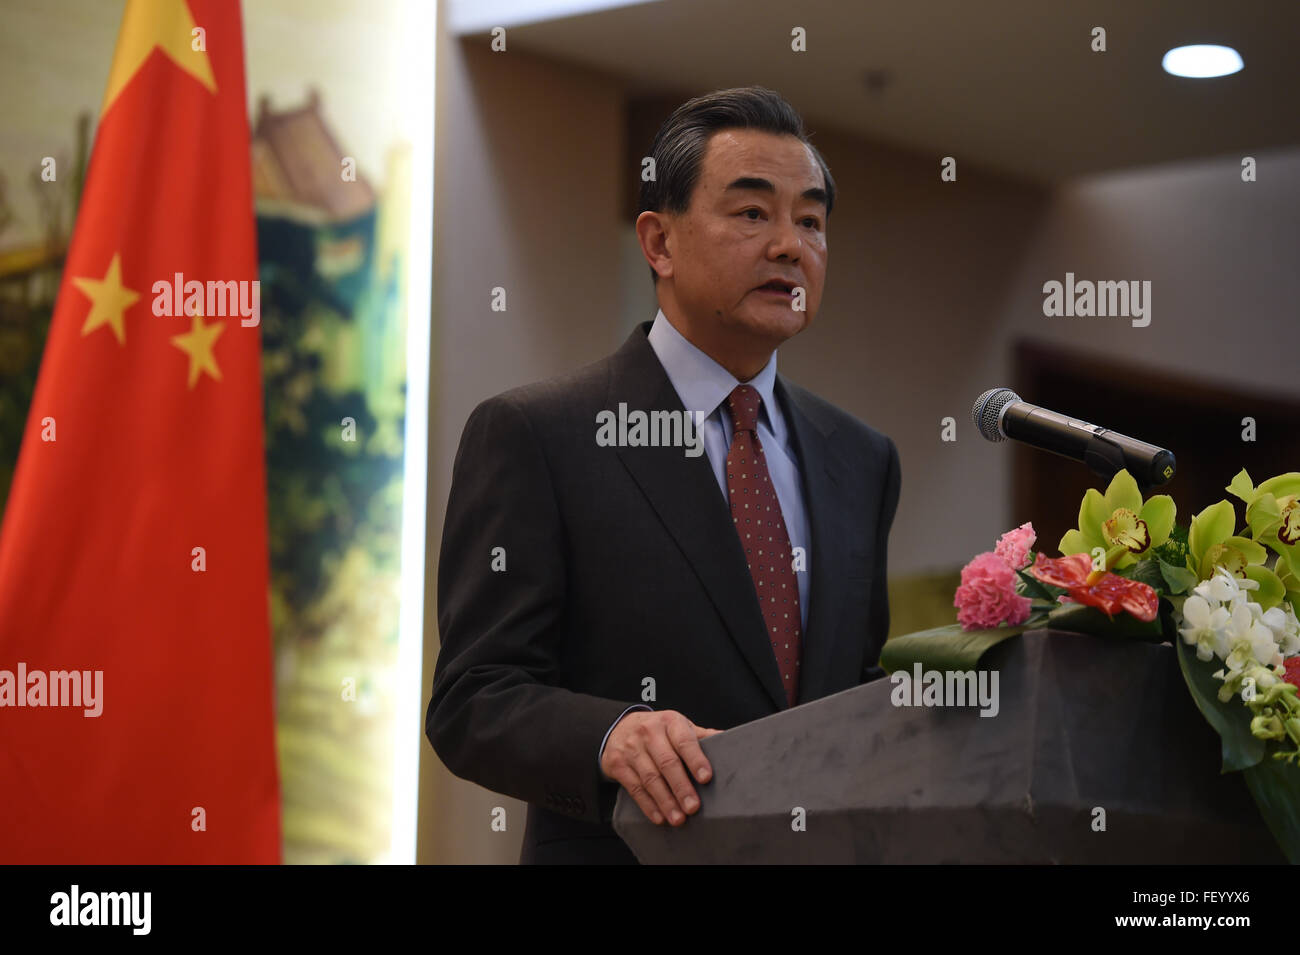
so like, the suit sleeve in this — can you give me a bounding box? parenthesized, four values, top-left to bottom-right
(426, 394, 633, 826)
(862, 436, 901, 683)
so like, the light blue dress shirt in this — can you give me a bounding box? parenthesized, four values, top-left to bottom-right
(598, 309, 812, 771)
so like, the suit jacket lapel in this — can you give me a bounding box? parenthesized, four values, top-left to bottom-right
(610, 325, 789, 710)
(774, 375, 853, 703)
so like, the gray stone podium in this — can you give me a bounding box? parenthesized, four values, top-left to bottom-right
(613, 629, 1285, 863)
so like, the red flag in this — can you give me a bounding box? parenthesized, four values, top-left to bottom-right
(0, 0, 280, 862)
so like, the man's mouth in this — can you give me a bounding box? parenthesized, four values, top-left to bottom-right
(755, 279, 797, 298)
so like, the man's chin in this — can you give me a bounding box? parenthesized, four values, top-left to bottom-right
(739, 305, 811, 343)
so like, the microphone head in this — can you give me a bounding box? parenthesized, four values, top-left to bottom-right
(972, 388, 1020, 442)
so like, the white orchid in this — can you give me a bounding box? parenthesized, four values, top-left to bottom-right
(1176, 565, 1290, 672)
(1223, 600, 1284, 672)
(1177, 594, 1231, 662)
(1261, 602, 1300, 656)
(1193, 566, 1258, 605)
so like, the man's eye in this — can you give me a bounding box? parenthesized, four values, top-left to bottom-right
(739, 208, 820, 228)
(739, 209, 820, 229)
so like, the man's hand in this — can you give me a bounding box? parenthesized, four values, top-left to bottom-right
(600, 710, 722, 826)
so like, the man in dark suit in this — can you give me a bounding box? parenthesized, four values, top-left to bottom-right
(426, 86, 900, 864)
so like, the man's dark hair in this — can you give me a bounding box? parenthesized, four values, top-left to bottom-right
(638, 86, 835, 284)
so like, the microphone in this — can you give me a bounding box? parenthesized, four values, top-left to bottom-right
(972, 388, 1176, 488)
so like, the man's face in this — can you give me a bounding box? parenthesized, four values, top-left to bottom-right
(660, 129, 828, 349)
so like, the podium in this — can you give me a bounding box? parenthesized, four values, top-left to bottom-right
(612, 629, 1285, 863)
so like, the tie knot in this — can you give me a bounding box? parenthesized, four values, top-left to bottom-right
(726, 384, 762, 434)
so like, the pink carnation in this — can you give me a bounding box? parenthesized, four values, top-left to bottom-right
(954, 551, 1031, 630)
(994, 521, 1037, 570)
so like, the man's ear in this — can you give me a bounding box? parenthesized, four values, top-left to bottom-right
(635, 210, 673, 281)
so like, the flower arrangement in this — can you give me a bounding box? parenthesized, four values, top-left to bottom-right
(881, 467, 1300, 861)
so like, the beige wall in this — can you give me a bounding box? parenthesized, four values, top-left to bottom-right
(417, 21, 627, 864)
(417, 17, 1300, 862)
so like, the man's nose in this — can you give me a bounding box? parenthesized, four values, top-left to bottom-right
(769, 216, 803, 259)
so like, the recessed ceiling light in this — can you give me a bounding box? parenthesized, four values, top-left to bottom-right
(1162, 44, 1244, 78)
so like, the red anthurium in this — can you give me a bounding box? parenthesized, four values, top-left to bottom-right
(1028, 553, 1095, 589)
(1284, 657, 1300, 689)
(1029, 553, 1160, 622)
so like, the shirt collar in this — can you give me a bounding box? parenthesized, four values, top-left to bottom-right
(646, 308, 779, 427)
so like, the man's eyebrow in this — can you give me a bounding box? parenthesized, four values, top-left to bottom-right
(723, 177, 827, 208)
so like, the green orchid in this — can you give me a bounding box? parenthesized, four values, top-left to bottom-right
(1059, 469, 1176, 571)
(1276, 558, 1300, 617)
(1226, 469, 1300, 581)
(1186, 498, 1285, 610)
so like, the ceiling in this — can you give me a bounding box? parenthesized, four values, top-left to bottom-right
(449, 0, 1300, 184)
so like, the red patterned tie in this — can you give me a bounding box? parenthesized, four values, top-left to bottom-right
(725, 384, 801, 707)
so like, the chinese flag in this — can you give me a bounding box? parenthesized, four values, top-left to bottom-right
(0, 0, 280, 862)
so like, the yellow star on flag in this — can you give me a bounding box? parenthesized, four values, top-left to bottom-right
(101, 0, 217, 117)
(74, 253, 140, 345)
(171, 306, 224, 389)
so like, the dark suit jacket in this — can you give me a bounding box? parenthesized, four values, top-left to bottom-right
(425, 320, 901, 864)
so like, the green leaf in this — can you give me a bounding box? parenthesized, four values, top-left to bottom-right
(880, 623, 1027, 674)
(1241, 756, 1300, 864)
(1017, 568, 1056, 602)
(1046, 602, 1165, 641)
(1152, 523, 1189, 566)
(1157, 558, 1198, 595)
(1173, 637, 1265, 773)
(1128, 558, 1165, 592)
